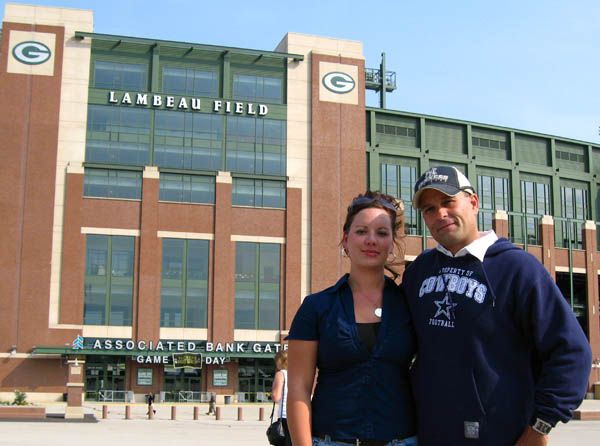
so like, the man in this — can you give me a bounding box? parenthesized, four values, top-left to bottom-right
(402, 166, 592, 446)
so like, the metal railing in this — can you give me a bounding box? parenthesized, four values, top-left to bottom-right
(97, 389, 128, 402)
(235, 391, 271, 403)
(176, 391, 212, 403)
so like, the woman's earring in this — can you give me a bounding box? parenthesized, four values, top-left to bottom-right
(387, 251, 397, 262)
(341, 247, 349, 258)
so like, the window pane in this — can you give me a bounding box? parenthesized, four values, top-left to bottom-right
(161, 239, 184, 327)
(233, 74, 282, 104)
(259, 244, 280, 330)
(155, 111, 222, 171)
(94, 61, 147, 91)
(186, 240, 209, 328)
(235, 243, 257, 329)
(226, 116, 285, 175)
(109, 236, 134, 326)
(84, 235, 108, 325)
(159, 173, 215, 204)
(84, 168, 141, 199)
(86, 105, 151, 166)
(84, 235, 134, 326)
(163, 67, 218, 97)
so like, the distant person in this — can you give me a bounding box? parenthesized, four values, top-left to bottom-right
(287, 191, 417, 446)
(206, 392, 216, 415)
(271, 350, 291, 446)
(403, 166, 592, 445)
(146, 392, 156, 416)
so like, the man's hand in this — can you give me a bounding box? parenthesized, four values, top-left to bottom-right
(515, 426, 548, 446)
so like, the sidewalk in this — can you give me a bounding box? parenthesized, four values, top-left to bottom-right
(0, 401, 597, 446)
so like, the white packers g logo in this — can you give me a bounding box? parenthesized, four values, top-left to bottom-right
(322, 72, 355, 94)
(12, 41, 52, 65)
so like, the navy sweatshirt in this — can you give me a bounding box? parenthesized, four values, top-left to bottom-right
(402, 238, 592, 446)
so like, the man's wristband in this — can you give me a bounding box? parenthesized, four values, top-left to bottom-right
(531, 418, 552, 435)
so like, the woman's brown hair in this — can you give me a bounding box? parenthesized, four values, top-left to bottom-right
(341, 191, 405, 279)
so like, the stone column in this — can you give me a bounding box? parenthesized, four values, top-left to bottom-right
(65, 358, 85, 419)
(540, 215, 556, 279)
(492, 210, 508, 239)
(583, 221, 600, 388)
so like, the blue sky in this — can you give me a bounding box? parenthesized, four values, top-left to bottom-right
(2, 0, 599, 143)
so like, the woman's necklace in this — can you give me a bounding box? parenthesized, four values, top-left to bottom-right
(352, 288, 383, 318)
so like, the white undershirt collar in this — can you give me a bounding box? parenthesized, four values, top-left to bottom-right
(435, 230, 498, 262)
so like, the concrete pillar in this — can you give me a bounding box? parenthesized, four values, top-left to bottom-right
(583, 221, 600, 388)
(65, 358, 85, 419)
(492, 210, 509, 239)
(211, 172, 233, 342)
(136, 166, 161, 341)
(540, 215, 556, 279)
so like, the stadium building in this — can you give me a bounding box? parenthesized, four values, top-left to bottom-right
(1, 4, 598, 410)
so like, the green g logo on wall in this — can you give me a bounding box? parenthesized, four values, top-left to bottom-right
(12, 41, 52, 65)
(322, 71, 356, 94)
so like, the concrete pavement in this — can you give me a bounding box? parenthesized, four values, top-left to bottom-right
(0, 401, 598, 445)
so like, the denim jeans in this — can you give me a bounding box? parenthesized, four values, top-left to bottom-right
(312, 435, 418, 446)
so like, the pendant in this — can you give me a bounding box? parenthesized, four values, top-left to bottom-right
(374, 307, 382, 318)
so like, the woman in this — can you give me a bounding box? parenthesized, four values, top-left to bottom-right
(271, 350, 291, 446)
(287, 191, 417, 446)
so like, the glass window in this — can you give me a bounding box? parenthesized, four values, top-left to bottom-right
(159, 173, 215, 204)
(226, 117, 285, 175)
(520, 179, 550, 245)
(154, 111, 222, 171)
(477, 174, 510, 232)
(161, 238, 209, 328)
(84, 235, 134, 326)
(94, 60, 148, 91)
(234, 242, 280, 330)
(162, 67, 218, 97)
(84, 168, 142, 199)
(233, 74, 282, 104)
(86, 105, 151, 166)
(232, 179, 285, 208)
(558, 184, 588, 249)
(555, 272, 588, 336)
(380, 160, 418, 235)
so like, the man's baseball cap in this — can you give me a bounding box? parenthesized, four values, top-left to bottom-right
(412, 166, 475, 209)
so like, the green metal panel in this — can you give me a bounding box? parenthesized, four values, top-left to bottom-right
(373, 113, 418, 148)
(515, 134, 550, 166)
(555, 141, 588, 172)
(476, 166, 511, 179)
(429, 160, 466, 173)
(592, 148, 600, 176)
(472, 127, 509, 161)
(425, 120, 465, 154)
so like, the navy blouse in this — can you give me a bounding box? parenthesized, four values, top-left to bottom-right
(287, 274, 416, 441)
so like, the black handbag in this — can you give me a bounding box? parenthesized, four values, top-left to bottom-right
(266, 372, 287, 446)
(266, 417, 286, 446)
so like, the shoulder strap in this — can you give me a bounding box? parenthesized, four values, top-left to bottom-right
(278, 371, 286, 418)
